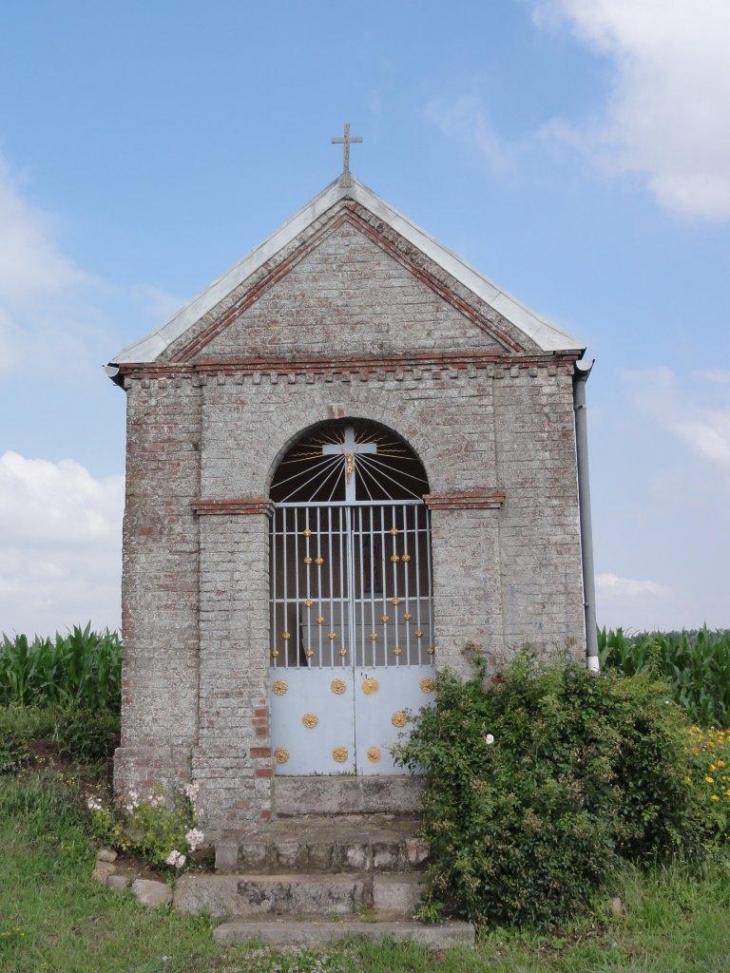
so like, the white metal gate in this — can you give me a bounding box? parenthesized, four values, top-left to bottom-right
(268, 424, 435, 776)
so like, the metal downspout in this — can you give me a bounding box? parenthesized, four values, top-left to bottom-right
(573, 359, 600, 671)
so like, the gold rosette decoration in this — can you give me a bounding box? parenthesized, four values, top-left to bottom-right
(367, 746, 381, 764)
(419, 677, 435, 694)
(274, 747, 289, 764)
(332, 746, 348, 763)
(301, 712, 319, 729)
(391, 710, 408, 728)
(272, 679, 288, 695)
(361, 677, 379, 695)
(330, 678, 347, 695)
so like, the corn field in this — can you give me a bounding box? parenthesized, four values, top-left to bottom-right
(0, 624, 122, 711)
(599, 627, 730, 729)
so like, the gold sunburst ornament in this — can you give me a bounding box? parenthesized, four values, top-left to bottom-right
(392, 711, 408, 728)
(419, 677, 435, 693)
(301, 712, 319, 729)
(272, 680, 288, 695)
(401, 553, 411, 562)
(362, 677, 380, 695)
(367, 746, 381, 764)
(274, 747, 289, 764)
(331, 678, 347, 695)
(332, 746, 349, 763)
(303, 598, 314, 608)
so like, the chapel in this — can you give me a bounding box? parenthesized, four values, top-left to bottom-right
(107, 143, 596, 837)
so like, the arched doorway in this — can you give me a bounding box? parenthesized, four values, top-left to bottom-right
(268, 419, 435, 775)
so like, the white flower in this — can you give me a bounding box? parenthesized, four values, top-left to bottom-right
(183, 783, 199, 802)
(185, 828, 205, 851)
(165, 850, 186, 869)
(149, 794, 165, 808)
(86, 797, 103, 812)
(485, 734, 495, 745)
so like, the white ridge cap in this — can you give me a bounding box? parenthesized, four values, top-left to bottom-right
(110, 175, 583, 365)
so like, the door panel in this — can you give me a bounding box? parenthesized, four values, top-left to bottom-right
(269, 667, 355, 775)
(354, 665, 436, 776)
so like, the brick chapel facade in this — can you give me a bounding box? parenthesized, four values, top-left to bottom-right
(107, 172, 592, 837)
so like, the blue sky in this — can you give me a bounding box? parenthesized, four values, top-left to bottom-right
(1, 0, 728, 636)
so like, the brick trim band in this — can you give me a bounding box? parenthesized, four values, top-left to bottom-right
(118, 350, 580, 382)
(424, 490, 506, 511)
(191, 497, 274, 516)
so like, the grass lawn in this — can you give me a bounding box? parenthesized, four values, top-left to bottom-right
(2, 769, 730, 973)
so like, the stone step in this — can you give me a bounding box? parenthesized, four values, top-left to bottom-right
(215, 817, 429, 875)
(273, 775, 423, 817)
(213, 917, 475, 947)
(173, 872, 424, 920)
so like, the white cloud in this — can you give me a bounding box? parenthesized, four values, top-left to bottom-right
(0, 152, 186, 377)
(536, 0, 730, 219)
(425, 97, 516, 176)
(624, 366, 730, 474)
(0, 154, 108, 375)
(0, 451, 123, 636)
(597, 572, 672, 600)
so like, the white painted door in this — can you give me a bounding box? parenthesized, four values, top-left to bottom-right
(268, 424, 436, 776)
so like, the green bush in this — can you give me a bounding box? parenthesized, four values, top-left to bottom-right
(0, 703, 119, 773)
(87, 785, 203, 871)
(396, 651, 708, 929)
(53, 706, 120, 763)
(0, 705, 56, 772)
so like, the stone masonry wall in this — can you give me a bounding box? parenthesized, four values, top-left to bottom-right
(114, 375, 201, 798)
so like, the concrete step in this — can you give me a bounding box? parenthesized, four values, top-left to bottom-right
(213, 916, 475, 947)
(173, 872, 424, 920)
(273, 775, 423, 817)
(215, 816, 429, 875)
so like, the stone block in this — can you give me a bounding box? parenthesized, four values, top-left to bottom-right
(213, 918, 475, 946)
(174, 873, 367, 919)
(404, 838, 430, 865)
(93, 861, 116, 884)
(107, 874, 131, 891)
(132, 879, 173, 908)
(372, 875, 423, 917)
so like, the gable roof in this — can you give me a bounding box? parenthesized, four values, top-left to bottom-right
(109, 175, 584, 366)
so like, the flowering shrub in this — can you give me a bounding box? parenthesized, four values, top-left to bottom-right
(689, 726, 730, 841)
(396, 650, 708, 929)
(86, 782, 205, 872)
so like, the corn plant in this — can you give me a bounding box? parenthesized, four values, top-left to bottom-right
(0, 624, 122, 712)
(599, 627, 730, 729)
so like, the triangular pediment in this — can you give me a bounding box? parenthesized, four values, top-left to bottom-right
(110, 177, 583, 367)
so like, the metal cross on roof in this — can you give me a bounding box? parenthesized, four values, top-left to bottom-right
(331, 123, 363, 175)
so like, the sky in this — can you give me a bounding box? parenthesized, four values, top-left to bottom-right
(0, 0, 728, 637)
